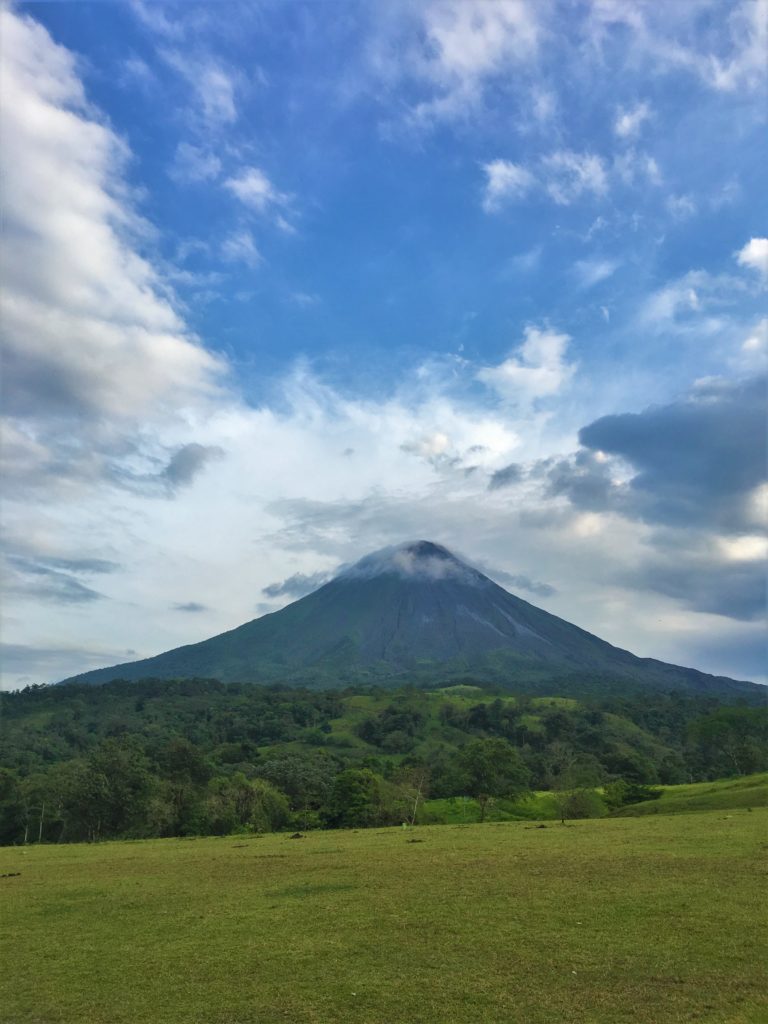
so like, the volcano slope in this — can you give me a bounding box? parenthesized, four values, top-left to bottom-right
(60, 541, 760, 699)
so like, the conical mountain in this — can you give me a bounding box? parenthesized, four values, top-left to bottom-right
(60, 541, 759, 698)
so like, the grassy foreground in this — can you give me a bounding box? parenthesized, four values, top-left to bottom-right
(1, 810, 766, 1024)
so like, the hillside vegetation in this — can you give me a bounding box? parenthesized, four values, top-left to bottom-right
(1, 810, 765, 1024)
(2, 679, 765, 844)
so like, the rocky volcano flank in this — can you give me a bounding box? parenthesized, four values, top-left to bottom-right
(60, 541, 758, 697)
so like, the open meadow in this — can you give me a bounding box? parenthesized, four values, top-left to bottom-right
(2, 808, 766, 1024)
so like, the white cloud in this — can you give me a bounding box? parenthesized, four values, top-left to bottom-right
(418, 0, 538, 82)
(573, 258, 619, 289)
(121, 55, 157, 92)
(742, 319, 768, 353)
(160, 49, 238, 127)
(168, 142, 222, 184)
(530, 88, 557, 125)
(482, 159, 535, 211)
(542, 150, 608, 205)
(0, 7, 223, 426)
(639, 270, 747, 332)
(221, 229, 262, 269)
(477, 326, 576, 404)
(505, 245, 543, 275)
(736, 237, 768, 282)
(738, 318, 768, 371)
(588, 0, 768, 95)
(290, 291, 320, 307)
(613, 149, 661, 187)
(483, 150, 610, 211)
(706, 0, 768, 93)
(666, 194, 697, 220)
(614, 101, 652, 139)
(129, 0, 185, 41)
(224, 167, 292, 225)
(372, 0, 541, 130)
(717, 534, 768, 562)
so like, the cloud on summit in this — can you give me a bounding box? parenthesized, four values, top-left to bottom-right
(262, 571, 335, 600)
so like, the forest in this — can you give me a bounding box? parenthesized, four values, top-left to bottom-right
(1, 677, 765, 844)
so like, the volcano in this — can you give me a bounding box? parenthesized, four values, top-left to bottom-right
(60, 541, 759, 697)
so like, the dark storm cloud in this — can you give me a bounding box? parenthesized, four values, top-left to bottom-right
(527, 376, 767, 624)
(578, 375, 766, 531)
(262, 571, 334, 599)
(542, 450, 616, 510)
(488, 462, 523, 491)
(161, 443, 225, 490)
(624, 553, 765, 622)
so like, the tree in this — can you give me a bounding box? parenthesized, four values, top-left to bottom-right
(688, 708, 768, 778)
(321, 770, 387, 827)
(156, 738, 212, 834)
(204, 775, 289, 834)
(254, 752, 336, 829)
(0, 769, 25, 845)
(458, 739, 530, 822)
(393, 764, 430, 826)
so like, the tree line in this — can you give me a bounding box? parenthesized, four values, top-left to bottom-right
(1, 678, 765, 845)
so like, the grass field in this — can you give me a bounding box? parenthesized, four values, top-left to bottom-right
(2, 809, 766, 1024)
(421, 772, 768, 825)
(614, 772, 768, 816)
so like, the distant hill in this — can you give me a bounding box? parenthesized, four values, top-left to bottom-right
(60, 541, 762, 700)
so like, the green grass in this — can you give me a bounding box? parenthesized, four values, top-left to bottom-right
(615, 772, 768, 816)
(423, 792, 560, 823)
(423, 774, 768, 826)
(1, 810, 766, 1023)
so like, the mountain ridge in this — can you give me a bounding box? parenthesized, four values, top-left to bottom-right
(59, 541, 762, 698)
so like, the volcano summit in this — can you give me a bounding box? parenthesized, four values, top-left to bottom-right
(60, 541, 758, 698)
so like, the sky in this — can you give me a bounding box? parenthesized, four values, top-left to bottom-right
(1, 0, 766, 689)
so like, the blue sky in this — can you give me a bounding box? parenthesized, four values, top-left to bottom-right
(1, 0, 766, 687)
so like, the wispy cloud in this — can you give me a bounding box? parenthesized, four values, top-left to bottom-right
(169, 142, 222, 184)
(482, 150, 612, 210)
(224, 167, 293, 229)
(573, 258, 619, 289)
(666, 194, 697, 221)
(614, 101, 653, 139)
(161, 49, 238, 126)
(221, 229, 263, 268)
